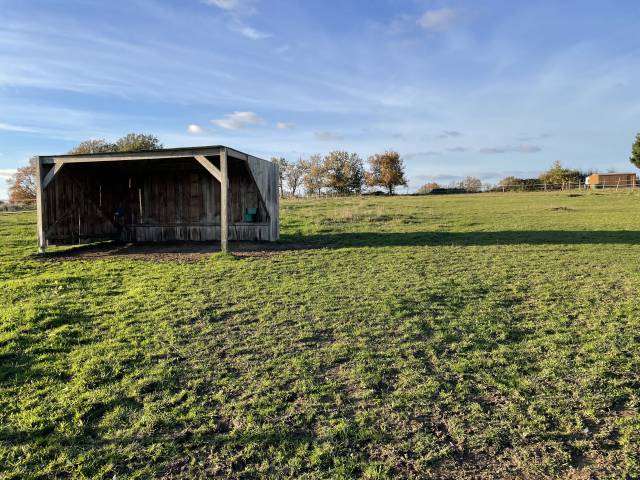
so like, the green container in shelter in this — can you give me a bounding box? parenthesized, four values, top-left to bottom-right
(246, 208, 258, 215)
(243, 213, 256, 223)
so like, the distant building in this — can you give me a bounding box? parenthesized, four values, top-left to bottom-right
(585, 172, 637, 188)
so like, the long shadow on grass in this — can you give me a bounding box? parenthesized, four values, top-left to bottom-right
(284, 230, 640, 248)
(37, 230, 640, 261)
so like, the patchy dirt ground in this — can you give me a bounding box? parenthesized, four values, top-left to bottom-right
(38, 241, 318, 262)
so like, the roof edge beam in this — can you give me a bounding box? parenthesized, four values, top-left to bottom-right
(41, 147, 224, 164)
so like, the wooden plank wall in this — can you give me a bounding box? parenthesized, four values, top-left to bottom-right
(247, 155, 280, 241)
(42, 156, 277, 244)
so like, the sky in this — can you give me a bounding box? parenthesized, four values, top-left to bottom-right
(1, 0, 640, 198)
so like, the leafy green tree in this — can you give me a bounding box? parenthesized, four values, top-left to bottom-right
(538, 161, 580, 185)
(68, 134, 162, 155)
(113, 133, 162, 152)
(323, 151, 364, 194)
(365, 150, 407, 195)
(630, 133, 640, 169)
(68, 139, 115, 154)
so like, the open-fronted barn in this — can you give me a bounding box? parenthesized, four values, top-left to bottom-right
(35, 146, 279, 252)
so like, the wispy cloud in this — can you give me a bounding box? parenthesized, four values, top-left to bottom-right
(448, 146, 469, 152)
(314, 131, 344, 141)
(276, 122, 294, 130)
(203, 0, 267, 39)
(438, 130, 463, 138)
(418, 8, 461, 32)
(0, 122, 38, 133)
(212, 111, 264, 130)
(515, 133, 553, 142)
(230, 23, 271, 40)
(479, 145, 542, 154)
(204, 0, 245, 12)
(404, 151, 442, 159)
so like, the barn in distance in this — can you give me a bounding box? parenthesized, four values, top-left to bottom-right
(35, 146, 279, 253)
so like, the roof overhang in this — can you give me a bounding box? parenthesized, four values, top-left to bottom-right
(40, 145, 261, 165)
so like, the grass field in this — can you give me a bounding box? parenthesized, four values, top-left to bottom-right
(1, 191, 640, 479)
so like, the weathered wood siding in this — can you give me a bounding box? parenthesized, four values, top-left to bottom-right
(247, 155, 280, 241)
(41, 154, 278, 244)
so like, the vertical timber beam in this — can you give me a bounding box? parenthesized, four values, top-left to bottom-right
(35, 156, 46, 254)
(220, 148, 229, 252)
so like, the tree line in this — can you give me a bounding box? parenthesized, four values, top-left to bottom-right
(6, 131, 640, 205)
(416, 161, 595, 194)
(272, 150, 407, 197)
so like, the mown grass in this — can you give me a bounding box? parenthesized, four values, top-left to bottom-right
(1, 191, 640, 479)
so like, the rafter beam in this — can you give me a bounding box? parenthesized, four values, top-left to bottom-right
(194, 155, 222, 183)
(42, 162, 65, 190)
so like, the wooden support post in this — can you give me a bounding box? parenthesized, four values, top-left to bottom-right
(35, 156, 46, 254)
(220, 148, 229, 253)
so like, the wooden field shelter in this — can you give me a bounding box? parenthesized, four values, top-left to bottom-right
(35, 146, 279, 253)
(585, 172, 637, 188)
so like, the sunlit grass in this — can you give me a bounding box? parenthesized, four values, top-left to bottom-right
(1, 191, 639, 478)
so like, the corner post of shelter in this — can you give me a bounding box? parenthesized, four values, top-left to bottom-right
(35, 155, 46, 254)
(220, 148, 229, 252)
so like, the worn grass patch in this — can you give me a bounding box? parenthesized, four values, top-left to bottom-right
(1, 191, 640, 478)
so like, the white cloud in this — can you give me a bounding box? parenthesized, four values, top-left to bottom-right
(212, 111, 264, 130)
(204, 0, 241, 10)
(0, 169, 15, 201)
(418, 8, 460, 31)
(187, 124, 205, 134)
(0, 168, 16, 180)
(276, 122, 294, 130)
(231, 24, 271, 40)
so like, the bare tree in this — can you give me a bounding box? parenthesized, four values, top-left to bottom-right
(301, 154, 325, 196)
(462, 176, 482, 192)
(285, 159, 307, 197)
(271, 157, 288, 197)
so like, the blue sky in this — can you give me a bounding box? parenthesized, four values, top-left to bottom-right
(1, 0, 640, 198)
